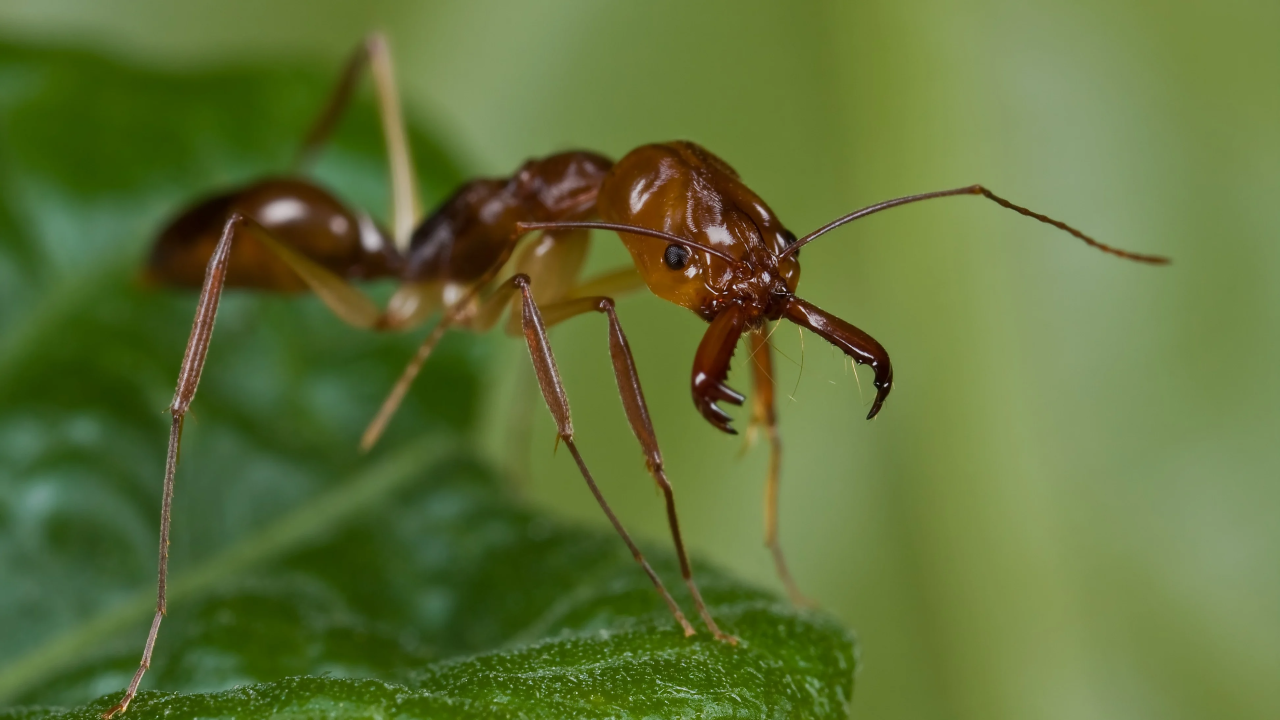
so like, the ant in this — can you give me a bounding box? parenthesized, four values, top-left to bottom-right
(103, 33, 1168, 718)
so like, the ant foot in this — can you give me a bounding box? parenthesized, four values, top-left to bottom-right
(676, 615, 697, 637)
(712, 630, 740, 646)
(101, 698, 130, 719)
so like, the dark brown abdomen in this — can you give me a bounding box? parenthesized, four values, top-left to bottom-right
(146, 178, 400, 290)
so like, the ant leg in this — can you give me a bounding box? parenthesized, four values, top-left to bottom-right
(359, 270, 518, 452)
(537, 294, 735, 643)
(294, 32, 420, 249)
(292, 39, 367, 170)
(507, 277, 701, 638)
(747, 328, 814, 607)
(566, 266, 644, 300)
(103, 214, 243, 719)
(362, 230, 591, 450)
(364, 33, 419, 249)
(361, 237, 637, 450)
(360, 265, 523, 452)
(500, 230, 590, 334)
(237, 215, 444, 334)
(242, 219, 382, 328)
(358, 279, 489, 452)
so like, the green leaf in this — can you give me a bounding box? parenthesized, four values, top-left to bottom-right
(0, 41, 856, 719)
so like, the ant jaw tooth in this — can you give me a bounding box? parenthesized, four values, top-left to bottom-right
(712, 382, 745, 406)
(695, 396, 739, 435)
(865, 382, 892, 419)
(710, 407, 738, 434)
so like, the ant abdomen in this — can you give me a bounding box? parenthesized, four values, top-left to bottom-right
(146, 178, 399, 290)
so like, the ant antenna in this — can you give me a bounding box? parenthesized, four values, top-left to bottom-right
(517, 221, 741, 265)
(779, 184, 1170, 265)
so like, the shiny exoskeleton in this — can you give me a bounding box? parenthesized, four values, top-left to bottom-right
(104, 33, 1168, 719)
(149, 140, 890, 427)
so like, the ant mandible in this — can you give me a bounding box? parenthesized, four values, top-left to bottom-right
(103, 33, 1169, 718)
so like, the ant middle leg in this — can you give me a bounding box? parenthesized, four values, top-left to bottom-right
(293, 31, 421, 249)
(747, 328, 814, 607)
(361, 229, 594, 450)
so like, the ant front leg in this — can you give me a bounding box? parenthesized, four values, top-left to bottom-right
(747, 328, 814, 607)
(498, 276, 717, 639)
(294, 32, 421, 249)
(103, 214, 243, 719)
(537, 293, 736, 643)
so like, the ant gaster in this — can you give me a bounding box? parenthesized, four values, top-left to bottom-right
(103, 33, 1168, 718)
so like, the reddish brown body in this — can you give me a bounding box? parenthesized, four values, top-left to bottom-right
(104, 33, 1167, 719)
(149, 179, 401, 289)
(152, 140, 894, 429)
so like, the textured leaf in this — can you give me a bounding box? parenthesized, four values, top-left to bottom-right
(0, 42, 856, 719)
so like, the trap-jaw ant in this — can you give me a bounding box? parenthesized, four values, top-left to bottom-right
(103, 33, 1168, 717)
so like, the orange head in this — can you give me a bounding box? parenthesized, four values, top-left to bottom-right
(593, 142, 887, 433)
(598, 142, 801, 323)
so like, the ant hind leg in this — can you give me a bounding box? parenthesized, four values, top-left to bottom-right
(747, 328, 815, 607)
(294, 32, 421, 250)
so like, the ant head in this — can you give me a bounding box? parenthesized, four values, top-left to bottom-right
(597, 142, 801, 322)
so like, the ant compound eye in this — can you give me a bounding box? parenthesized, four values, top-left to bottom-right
(664, 243, 690, 270)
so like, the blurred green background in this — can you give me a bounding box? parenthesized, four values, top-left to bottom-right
(1, 2, 1275, 719)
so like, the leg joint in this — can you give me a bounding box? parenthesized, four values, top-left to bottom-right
(365, 31, 388, 54)
(649, 464, 673, 491)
